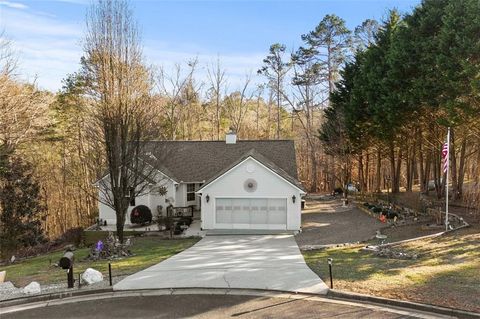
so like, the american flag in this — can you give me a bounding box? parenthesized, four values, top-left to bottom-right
(442, 141, 449, 174)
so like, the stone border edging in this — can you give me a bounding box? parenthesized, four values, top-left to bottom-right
(0, 287, 113, 308)
(370, 221, 470, 249)
(328, 289, 480, 319)
(299, 243, 360, 250)
(355, 203, 470, 247)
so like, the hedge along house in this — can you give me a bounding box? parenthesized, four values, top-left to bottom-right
(97, 131, 306, 231)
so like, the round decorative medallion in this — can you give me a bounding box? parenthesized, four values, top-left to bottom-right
(246, 164, 255, 173)
(243, 178, 258, 192)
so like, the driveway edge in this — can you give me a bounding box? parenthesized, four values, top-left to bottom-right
(327, 289, 480, 319)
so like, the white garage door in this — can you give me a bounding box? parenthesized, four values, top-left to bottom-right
(215, 198, 287, 230)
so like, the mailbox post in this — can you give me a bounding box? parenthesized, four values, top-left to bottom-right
(59, 251, 75, 288)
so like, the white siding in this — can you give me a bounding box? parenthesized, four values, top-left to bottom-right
(175, 183, 202, 209)
(175, 183, 186, 207)
(199, 157, 302, 231)
(98, 171, 176, 225)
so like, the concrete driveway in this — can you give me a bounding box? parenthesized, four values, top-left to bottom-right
(114, 235, 328, 294)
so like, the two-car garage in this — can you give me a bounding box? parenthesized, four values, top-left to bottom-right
(198, 156, 304, 231)
(215, 198, 287, 230)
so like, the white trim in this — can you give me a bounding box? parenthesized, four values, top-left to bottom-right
(196, 156, 305, 194)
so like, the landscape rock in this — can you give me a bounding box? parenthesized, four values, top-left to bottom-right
(374, 247, 418, 260)
(0, 281, 17, 293)
(23, 281, 41, 294)
(0, 270, 5, 283)
(82, 268, 103, 285)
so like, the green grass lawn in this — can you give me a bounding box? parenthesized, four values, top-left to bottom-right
(2, 237, 200, 287)
(303, 227, 480, 313)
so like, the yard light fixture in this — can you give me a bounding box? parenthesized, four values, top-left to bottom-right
(292, 195, 296, 203)
(206, 195, 210, 203)
(327, 258, 334, 289)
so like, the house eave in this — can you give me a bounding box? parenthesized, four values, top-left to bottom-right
(197, 155, 306, 194)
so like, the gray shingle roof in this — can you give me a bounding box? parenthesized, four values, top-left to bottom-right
(141, 140, 301, 188)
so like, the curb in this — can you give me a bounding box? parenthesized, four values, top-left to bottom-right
(0, 287, 113, 308)
(3, 286, 480, 318)
(327, 290, 480, 319)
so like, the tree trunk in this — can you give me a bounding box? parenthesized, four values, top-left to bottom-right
(454, 138, 467, 200)
(376, 147, 381, 193)
(365, 152, 370, 192)
(450, 128, 458, 200)
(394, 147, 402, 193)
(418, 131, 426, 192)
(310, 146, 318, 192)
(406, 138, 415, 192)
(385, 143, 402, 194)
(116, 209, 126, 243)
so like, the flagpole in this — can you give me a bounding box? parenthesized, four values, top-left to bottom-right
(445, 127, 450, 231)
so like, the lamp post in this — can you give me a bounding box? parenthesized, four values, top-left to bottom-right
(327, 258, 334, 289)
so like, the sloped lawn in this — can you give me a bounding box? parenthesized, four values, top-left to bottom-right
(2, 237, 199, 287)
(303, 227, 480, 313)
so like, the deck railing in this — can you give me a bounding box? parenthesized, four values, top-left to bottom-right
(166, 206, 194, 218)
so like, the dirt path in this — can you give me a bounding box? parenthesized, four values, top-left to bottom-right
(295, 199, 384, 247)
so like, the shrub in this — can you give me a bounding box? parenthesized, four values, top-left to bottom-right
(178, 217, 193, 226)
(156, 215, 174, 231)
(130, 205, 152, 225)
(333, 187, 343, 195)
(60, 227, 84, 247)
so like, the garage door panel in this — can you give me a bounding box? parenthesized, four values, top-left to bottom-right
(215, 199, 232, 228)
(269, 198, 287, 225)
(215, 198, 287, 230)
(232, 199, 250, 224)
(250, 199, 268, 225)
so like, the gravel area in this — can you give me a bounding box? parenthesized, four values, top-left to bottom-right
(0, 275, 126, 302)
(295, 199, 384, 247)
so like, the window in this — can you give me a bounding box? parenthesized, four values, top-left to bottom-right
(187, 183, 195, 201)
(129, 188, 136, 206)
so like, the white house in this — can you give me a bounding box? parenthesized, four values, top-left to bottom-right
(97, 132, 306, 231)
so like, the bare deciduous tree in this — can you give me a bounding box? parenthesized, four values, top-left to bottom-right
(0, 30, 17, 77)
(224, 74, 253, 136)
(207, 57, 227, 140)
(154, 59, 199, 140)
(0, 33, 49, 155)
(82, 0, 159, 242)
